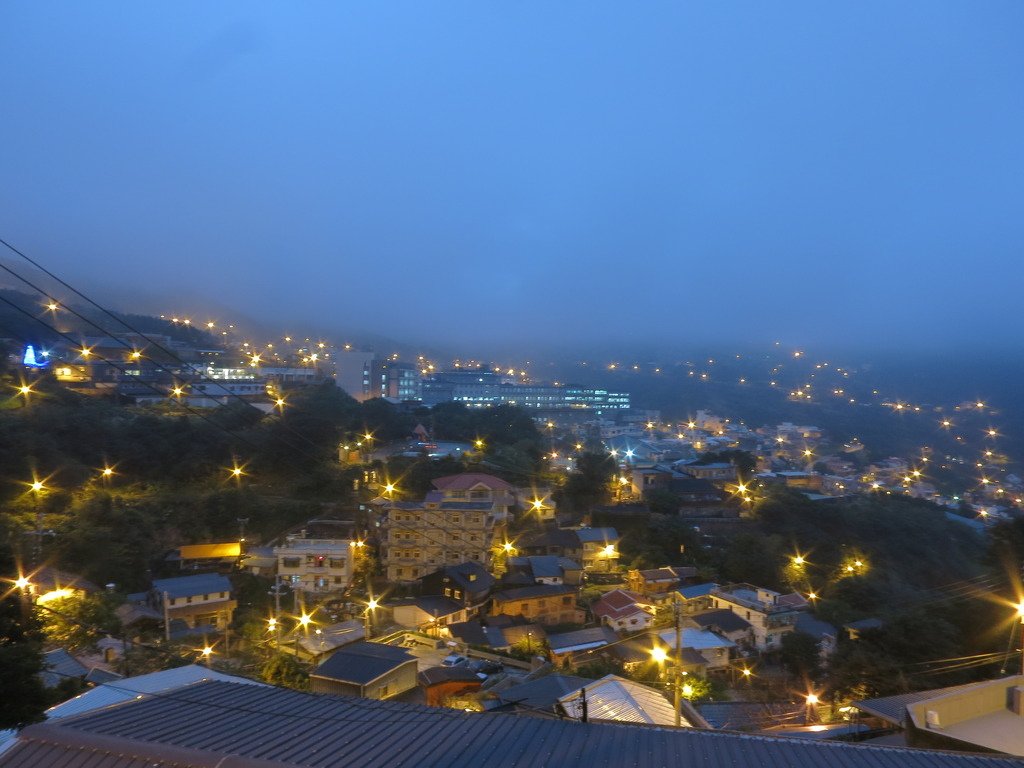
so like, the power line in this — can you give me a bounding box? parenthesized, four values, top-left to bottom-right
(0, 293, 299, 462)
(0, 250, 326, 456)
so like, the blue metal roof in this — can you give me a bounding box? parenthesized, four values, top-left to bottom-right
(29, 679, 1024, 768)
(151, 573, 231, 599)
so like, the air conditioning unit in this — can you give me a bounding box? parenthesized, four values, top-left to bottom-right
(1012, 686, 1024, 716)
(926, 710, 941, 730)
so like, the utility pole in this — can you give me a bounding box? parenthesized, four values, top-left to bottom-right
(163, 591, 171, 644)
(673, 596, 682, 728)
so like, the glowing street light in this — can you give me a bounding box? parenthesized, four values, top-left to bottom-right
(365, 598, 379, 639)
(792, 555, 805, 566)
(1016, 602, 1024, 675)
(14, 575, 31, 590)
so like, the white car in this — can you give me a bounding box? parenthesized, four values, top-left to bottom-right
(441, 653, 468, 667)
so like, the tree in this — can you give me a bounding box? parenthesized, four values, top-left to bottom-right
(780, 631, 821, 681)
(0, 528, 48, 729)
(39, 592, 121, 653)
(557, 452, 616, 513)
(260, 652, 309, 690)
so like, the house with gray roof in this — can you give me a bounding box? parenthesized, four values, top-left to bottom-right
(310, 641, 417, 700)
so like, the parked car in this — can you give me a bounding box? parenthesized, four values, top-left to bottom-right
(468, 659, 503, 679)
(441, 653, 468, 667)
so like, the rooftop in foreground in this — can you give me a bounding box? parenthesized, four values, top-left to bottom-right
(4, 679, 1024, 768)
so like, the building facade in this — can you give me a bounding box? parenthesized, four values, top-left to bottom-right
(273, 538, 353, 596)
(381, 474, 513, 582)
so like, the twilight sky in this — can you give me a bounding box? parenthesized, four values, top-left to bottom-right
(1, 2, 1022, 355)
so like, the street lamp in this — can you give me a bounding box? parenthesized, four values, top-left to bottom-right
(650, 639, 687, 727)
(365, 598, 379, 640)
(805, 692, 819, 723)
(1016, 602, 1024, 676)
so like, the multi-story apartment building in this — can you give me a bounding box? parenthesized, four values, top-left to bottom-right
(273, 537, 353, 596)
(381, 473, 514, 583)
(709, 583, 806, 651)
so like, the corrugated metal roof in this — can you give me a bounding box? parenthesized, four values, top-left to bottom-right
(152, 573, 231, 599)
(45, 664, 265, 720)
(0, 738, 185, 768)
(854, 680, 999, 726)
(678, 582, 719, 599)
(37, 680, 1024, 768)
(557, 675, 687, 727)
(41, 649, 88, 688)
(311, 642, 415, 686)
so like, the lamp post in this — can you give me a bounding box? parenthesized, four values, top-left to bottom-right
(1016, 602, 1024, 676)
(365, 598, 378, 640)
(652, 594, 686, 727)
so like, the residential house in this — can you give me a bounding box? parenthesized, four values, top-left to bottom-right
(448, 615, 546, 653)
(309, 641, 418, 699)
(381, 473, 514, 582)
(575, 527, 620, 572)
(518, 527, 620, 573)
(685, 609, 753, 648)
(677, 583, 719, 614)
(676, 461, 738, 483)
(627, 566, 697, 603)
(710, 584, 803, 651)
(419, 561, 496, 611)
(490, 584, 583, 626)
(140, 573, 236, 634)
(610, 636, 710, 677)
(20, 566, 99, 604)
(273, 537, 353, 597)
(591, 589, 656, 633)
(519, 528, 583, 560)
(515, 487, 557, 523)
(628, 468, 728, 514)
(657, 627, 736, 673)
(503, 555, 582, 587)
(294, 620, 365, 663)
(855, 675, 1024, 756)
(419, 666, 483, 707)
(391, 596, 467, 636)
(548, 626, 618, 667)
